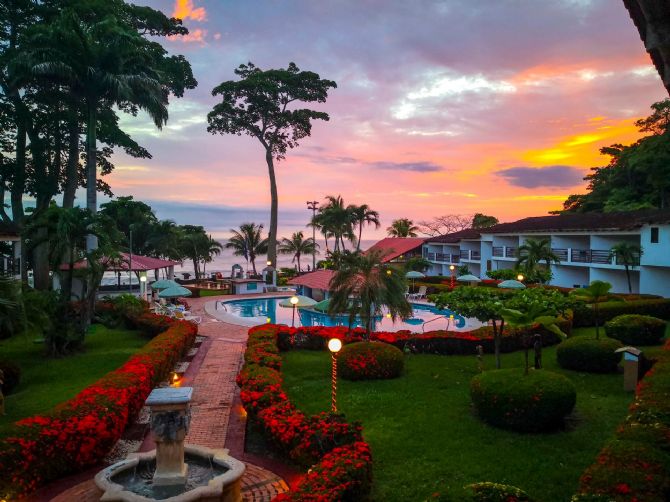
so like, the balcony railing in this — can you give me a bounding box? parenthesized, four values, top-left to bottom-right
(614, 254, 640, 266)
(571, 249, 591, 263)
(552, 248, 568, 261)
(505, 247, 517, 258)
(492, 246, 504, 257)
(426, 252, 459, 264)
(591, 250, 612, 265)
(460, 250, 470, 260)
(471, 250, 481, 260)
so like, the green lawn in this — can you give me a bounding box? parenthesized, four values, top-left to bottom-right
(281, 328, 636, 502)
(0, 325, 145, 436)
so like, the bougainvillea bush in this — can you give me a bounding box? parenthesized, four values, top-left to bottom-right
(338, 341, 404, 380)
(0, 312, 196, 499)
(575, 338, 670, 501)
(238, 324, 373, 501)
(274, 322, 567, 356)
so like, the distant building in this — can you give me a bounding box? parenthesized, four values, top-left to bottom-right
(423, 210, 670, 296)
(288, 269, 335, 301)
(364, 237, 426, 264)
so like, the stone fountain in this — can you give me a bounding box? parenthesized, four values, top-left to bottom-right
(95, 387, 245, 502)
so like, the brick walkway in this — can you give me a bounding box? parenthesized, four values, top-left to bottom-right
(46, 294, 289, 502)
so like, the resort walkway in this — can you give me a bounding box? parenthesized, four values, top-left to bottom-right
(45, 294, 290, 502)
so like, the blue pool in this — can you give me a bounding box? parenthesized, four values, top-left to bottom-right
(219, 297, 469, 332)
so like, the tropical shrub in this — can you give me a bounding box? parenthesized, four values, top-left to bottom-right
(338, 341, 404, 380)
(0, 314, 196, 499)
(470, 368, 577, 432)
(604, 314, 666, 345)
(0, 360, 21, 395)
(464, 482, 534, 501)
(486, 269, 519, 281)
(572, 299, 670, 327)
(575, 338, 670, 501)
(556, 337, 623, 373)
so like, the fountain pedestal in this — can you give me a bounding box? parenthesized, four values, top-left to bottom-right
(146, 387, 192, 486)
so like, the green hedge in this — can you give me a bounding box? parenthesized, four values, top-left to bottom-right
(470, 368, 577, 432)
(556, 337, 623, 373)
(465, 482, 534, 501)
(338, 342, 404, 381)
(604, 314, 667, 346)
(0, 360, 21, 395)
(572, 299, 670, 327)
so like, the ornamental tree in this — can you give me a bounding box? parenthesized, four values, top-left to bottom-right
(207, 63, 336, 267)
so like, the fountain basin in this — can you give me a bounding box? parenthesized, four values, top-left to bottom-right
(95, 445, 245, 502)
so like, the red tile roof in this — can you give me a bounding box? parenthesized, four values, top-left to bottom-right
(288, 269, 335, 291)
(60, 253, 179, 271)
(364, 237, 426, 263)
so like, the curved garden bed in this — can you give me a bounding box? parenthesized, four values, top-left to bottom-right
(0, 310, 197, 499)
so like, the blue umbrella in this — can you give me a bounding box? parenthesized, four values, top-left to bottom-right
(497, 279, 526, 289)
(158, 285, 193, 298)
(152, 279, 179, 290)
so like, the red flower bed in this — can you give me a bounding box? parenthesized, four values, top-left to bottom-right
(575, 338, 670, 501)
(0, 313, 197, 500)
(238, 325, 373, 501)
(275, 322, 565, 356)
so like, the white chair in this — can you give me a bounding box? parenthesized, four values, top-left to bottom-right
(174, 310, 202, 325)
(409, 285, 427, 301)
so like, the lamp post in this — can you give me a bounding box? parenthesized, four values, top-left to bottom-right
(449, 264, 456, 289)
(328, 338, 342, 413)
(306, 200, 319, 270)
(140, 274, 147, 302)
(290, 295, 300, 327)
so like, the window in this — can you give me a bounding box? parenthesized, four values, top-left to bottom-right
(651, 227, 659, 244)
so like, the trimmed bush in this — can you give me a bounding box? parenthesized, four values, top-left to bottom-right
(556, 337, 623, 373)
(465, 482, 534, 501)
(604, 314, 667, 346)
(470, 368, 576, 432)
(572, 299, 670, 327)
(0, 360, 21, 395)
(338, 341, 404, 380)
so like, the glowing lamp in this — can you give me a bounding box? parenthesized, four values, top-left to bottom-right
(170, 371, 181, 387)
(386, 313, 392, 318)
(449, 265, 455, 271)
(328, 338, 342, 353)
(517, 274, 524, 282)
(139, 275, 147, 282)
(290, 296, 300, 305)
(266, 317, 272, 323)
(386, 269, 392, 275)
(266, 260, 272, 266)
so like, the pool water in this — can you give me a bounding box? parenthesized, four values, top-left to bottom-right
(221, 297, 469, 332)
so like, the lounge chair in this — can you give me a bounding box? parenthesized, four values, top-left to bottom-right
(409, 285, 427, 301)
(173, 310, 202, 325)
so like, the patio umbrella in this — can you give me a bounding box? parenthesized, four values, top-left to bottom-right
(405, 270, 426, 293)
(158, 285, 193, 298)
(457, 274, 481, 282)
(278, 295, 318, 308)
(151, 279, 179, 290)
(313, 299, 330, 312)
(497, 279, 526, 289)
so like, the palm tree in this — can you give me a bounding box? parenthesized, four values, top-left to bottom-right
(328, 250, 412, 340)
(147, 220, 184, 278)
(610, 242, 643, 293)
(349, 204, 380, 251)
(319, 195, 355, 252)
(225, 223, 268, 275)
(387, 218, 419, 238)
(516, 238, 560, 283)
(31, 11, 169, 251)
(278, 231, 318, 272)
(202, 235, 223, 276)
(572, 280, 612, 339)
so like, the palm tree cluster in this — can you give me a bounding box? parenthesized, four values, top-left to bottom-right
(516, 238, 561, 284)
(0, 0, 196, 286)
(309, 195, 380, 253)
(387, 218, 420, 238)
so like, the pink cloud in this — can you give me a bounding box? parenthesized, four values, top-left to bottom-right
(172, 0, 207, 22)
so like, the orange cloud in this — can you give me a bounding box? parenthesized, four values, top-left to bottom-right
(172, 0, 207, 22)
(169, 28, 207, 44)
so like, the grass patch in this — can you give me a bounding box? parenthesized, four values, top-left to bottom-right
(0, 324, 145, 436)
(199, 289, 231, 297)
(281, 328, 634, 502)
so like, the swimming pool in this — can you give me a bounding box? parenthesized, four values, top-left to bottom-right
(218, 296, 470, 332)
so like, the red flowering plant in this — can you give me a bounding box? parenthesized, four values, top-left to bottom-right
(239, 325, 373, 501)
(0, 314, 197, 500)
(575, 338, 670, 501)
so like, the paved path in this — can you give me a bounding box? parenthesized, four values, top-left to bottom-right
(47, 294, 289, 502)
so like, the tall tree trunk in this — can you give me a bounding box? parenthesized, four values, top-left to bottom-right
(625, 265, 632, 293)
(296, 252, 301, 273)
(265, 148, 278, 267)
(85, 101, 98, 251)
(357, 224, 363, 252)
(251, 258, 257, 275)
(63, 110, 79, 209)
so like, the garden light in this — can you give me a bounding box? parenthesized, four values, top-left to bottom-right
(449, 264, 456, 289)
(328, 338, 342, 413)
(170, 371, 181, 387)
(266, 317, 272, 323)
(266, 260, 272, 266)
(386, 269, 392, 275)
(290, 295, 300, 327)
(517, 274, 525, 282)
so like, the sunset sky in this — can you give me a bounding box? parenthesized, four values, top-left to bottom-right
(106, 0, 668, 240)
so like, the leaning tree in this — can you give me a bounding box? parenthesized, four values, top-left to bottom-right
(207, 62, 336, 268)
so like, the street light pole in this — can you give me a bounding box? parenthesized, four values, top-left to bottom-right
(449, 264, 455, 289)
(328, 338, 342, 413)
(129, 230, 133, 294)
(306, 200, 319, 270)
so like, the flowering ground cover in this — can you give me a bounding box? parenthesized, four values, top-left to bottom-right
(0, 324, 145, 436)
(281, 327, 633, 501)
